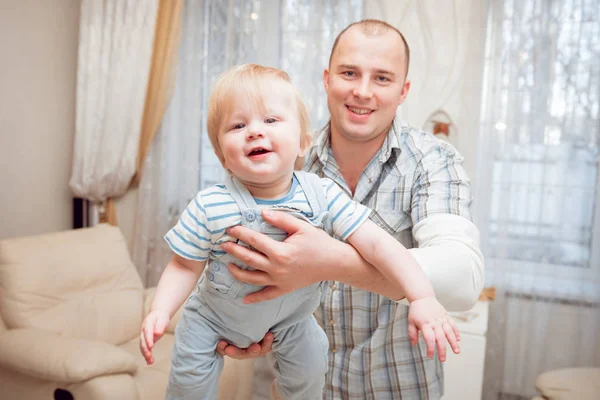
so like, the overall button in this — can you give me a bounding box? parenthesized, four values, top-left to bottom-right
(245, 211, 257, 222)
(212, 263, 220, 271)
(207, 272, 215, 281)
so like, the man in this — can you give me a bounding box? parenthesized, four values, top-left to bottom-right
(217, 19, 484, 399)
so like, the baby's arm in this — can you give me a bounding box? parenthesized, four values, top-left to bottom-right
(347, 220, 433, 302)
(151, 254, 206, 318)
(141, 189, 216, 364)
(347, 220, 460, 361)
(140, 255, 205, 365)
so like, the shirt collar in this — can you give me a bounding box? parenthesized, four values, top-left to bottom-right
(379, 118, 404, 163)
(312, 122, 332, 165)
(312, 118, 404, 166)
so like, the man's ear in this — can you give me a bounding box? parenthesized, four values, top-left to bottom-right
(398, 79, 411, 105)
(323, 69, 330, 92)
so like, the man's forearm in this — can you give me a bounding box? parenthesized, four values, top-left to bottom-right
(321, 237, 404, 299)
(316, 214, 484, 310)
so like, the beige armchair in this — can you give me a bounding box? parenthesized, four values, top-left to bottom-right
(532, 368, 600, 400)
(0, 224, 253, 400)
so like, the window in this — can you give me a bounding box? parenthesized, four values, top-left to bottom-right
(478, 0, 600, 286)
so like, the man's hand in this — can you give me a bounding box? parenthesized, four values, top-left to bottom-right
(220, 209, 337, 304)
(216, 332, 274, 359)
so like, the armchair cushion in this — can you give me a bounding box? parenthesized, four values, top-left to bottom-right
(0, 328, 137, 382)
(0, 224, 144, 345)
(535, 368, 600, 400)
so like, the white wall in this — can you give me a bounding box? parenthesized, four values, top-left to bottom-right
(364, 0, 489, 193)
(0, 0, 81, 239)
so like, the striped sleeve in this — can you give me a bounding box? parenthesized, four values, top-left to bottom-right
(164, 191, 214, 261)
(322, 178, 371, 240)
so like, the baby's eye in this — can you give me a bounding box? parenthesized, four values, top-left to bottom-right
(265, 117, 277, 124)
(231, 123, 245, 130)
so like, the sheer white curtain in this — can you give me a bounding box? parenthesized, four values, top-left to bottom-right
(364, 0, 488, 191)
(133, 0, 363, 287)
(70, 0, 158, 204)
(476, 0, 600, 398)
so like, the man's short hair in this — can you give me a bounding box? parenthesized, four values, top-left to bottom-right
(328, 19, 410, 78)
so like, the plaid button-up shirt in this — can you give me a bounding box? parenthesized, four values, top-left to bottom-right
(306, 119, 473, 400)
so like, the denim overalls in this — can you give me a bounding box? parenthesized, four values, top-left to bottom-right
(166, 171, 331, 400)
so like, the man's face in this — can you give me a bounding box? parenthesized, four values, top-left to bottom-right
(324, 28, 410, 145)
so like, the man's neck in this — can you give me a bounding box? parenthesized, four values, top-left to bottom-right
(330, 129, 387, 194)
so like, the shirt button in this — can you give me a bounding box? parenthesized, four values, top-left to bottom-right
(207, 272, 215, 281)
(329, 319, 335, 326)
(330, 284, 337, 290)
(245, 211, 256, 222)
(331, 348, 337, 353)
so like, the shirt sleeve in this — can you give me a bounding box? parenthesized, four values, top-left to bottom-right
(395, 214, 485, 311)
(164, 192, 213, 261)
(411, 140, 473, 224)
(322, 178, 371, 240)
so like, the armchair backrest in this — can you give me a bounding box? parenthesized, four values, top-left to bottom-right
(0, 314, 6, 335)
(0, 224, 144, 345)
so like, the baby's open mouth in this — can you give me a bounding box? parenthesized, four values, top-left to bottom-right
(248, 148, 271, 156)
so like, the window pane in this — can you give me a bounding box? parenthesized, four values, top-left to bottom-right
(483, 0, 600, 268)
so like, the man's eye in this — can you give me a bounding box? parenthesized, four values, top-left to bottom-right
(265, 118, 277, 124)
(376, 76, 390, 82)
(342, 71, 356, 77)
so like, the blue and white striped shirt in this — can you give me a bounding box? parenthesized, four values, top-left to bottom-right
(165, 175, 371, 261)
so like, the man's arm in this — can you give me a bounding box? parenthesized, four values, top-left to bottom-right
(405, 135, 485, 310)
(221, 209, 402, 303)
(223, 209, 483, 310)
(346, 219, 435, 302)
(408, 213, 484, 310)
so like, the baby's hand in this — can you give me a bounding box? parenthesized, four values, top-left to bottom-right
(139, 310, 170, 365)
(408, 297, 460, 362)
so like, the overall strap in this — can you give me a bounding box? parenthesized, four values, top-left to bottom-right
(224, 175, 259, 212)
(294, 171, 332, 232)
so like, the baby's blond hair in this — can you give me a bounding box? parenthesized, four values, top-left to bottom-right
(207, 64, 312, 170)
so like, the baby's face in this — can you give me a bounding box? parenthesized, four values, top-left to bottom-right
(219, 79, 303, 193)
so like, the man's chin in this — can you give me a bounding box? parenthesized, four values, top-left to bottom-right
(340, 126, 379, 142)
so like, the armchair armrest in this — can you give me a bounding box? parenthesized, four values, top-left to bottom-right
(143, 287, 182, 334)
(0, 329, 137, 382)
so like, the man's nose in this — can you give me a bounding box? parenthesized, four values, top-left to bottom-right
(352, 77, 373, 99)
